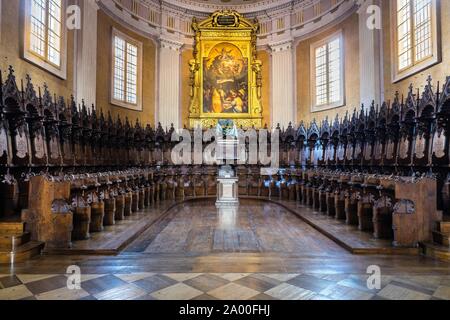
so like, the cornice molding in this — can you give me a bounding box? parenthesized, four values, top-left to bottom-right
(160, 0, 294, 14)
(292, 1, 358, 46)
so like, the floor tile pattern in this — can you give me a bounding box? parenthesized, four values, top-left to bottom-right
(1, 273, 449, 300)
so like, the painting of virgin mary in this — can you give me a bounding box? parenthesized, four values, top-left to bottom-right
(203, 43, 248, 114)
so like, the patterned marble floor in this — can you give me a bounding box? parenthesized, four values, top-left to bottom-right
(1, 199, 450, 301)
(1, 272, 450, 300)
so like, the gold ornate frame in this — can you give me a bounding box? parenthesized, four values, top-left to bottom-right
(188, 10, 263, 129)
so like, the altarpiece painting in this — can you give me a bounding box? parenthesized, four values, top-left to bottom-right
(188, 10, 263, 128)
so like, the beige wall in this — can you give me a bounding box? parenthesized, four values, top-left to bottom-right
(296, 1, 450, 125)
(0, 0, 75, 100)
(6, 1, 447, 130)
(382, 0, 450, 98)
(96, 10, 156, 126)
(296, 13, 360, 124)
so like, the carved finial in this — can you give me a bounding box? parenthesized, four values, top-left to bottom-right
(20, 79, 27, 106)
(436, 81, 441, 103)
(20, 78, 24, 96)
(81, 99, 87, 114)
(70, 95, 77, 112)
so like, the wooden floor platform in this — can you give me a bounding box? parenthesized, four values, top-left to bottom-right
(421, 242, 450, 262)
(125, 199, 346, 256)
(1, 198, 449, 286)
(46, 201, 182, 255)
(268, 200, 421, 255)
(46, 197, 423, 257)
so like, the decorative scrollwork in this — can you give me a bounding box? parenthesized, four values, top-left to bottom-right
(393, 199, 416, 214)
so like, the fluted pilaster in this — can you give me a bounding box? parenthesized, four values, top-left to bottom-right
(270, 40, 295, 129)
(157, 38, 183, 130)
(75, 0, 99, 108)
(357, 0, 383, 107)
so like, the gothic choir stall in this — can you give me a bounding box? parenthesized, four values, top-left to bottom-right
(0, 0, 449, 302)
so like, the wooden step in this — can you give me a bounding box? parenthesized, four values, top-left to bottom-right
(0, 241, 45, 264)
(0, 232, 31, 250)
(0, 221, 26, 235)
(436, 221, 450, 234)
(421, 242, 450, 262)
(432, 230, 450, 247)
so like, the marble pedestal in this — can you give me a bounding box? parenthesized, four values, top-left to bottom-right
(216, 177, 239, 208)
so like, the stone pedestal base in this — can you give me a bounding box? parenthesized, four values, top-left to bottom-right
(216, 177, 239, 208)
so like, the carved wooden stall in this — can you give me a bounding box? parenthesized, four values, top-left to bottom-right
(392, 177, 441, 247)
(0, 65, 449, 263)
(22, 176, 72, 249)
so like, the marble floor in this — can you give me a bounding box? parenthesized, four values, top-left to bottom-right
(1, 272, 450, 300)
(1, 199, 449, 300)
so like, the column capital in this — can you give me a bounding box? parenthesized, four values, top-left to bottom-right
(159, 38, 184, 52)
(87, 0, 100, 11)
(268, 40, 293, 53)
(356, 0, 381, 15)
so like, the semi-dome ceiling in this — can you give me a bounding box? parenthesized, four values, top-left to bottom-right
(100, 0, 359, 46)
(188, 0, 265, 4)
(159, 0, 294, 12)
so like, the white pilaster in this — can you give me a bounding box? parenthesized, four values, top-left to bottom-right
(357, 0, 383, 107)
(75, 0, 99, 108)
(0, 0, 3, 46)
(157, 38, 183, 130)
(270, 40, 295, 129)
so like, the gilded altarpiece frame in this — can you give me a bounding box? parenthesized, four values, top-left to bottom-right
(188, 11, 263, 128)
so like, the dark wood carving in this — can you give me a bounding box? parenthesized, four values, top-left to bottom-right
(3, 67, 30, 166)
(397, 85, 416, 168)
(383, 92, 401, 167)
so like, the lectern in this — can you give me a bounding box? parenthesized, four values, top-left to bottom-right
(215, 121, 240, 208)
(216, 165, 239, 208)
